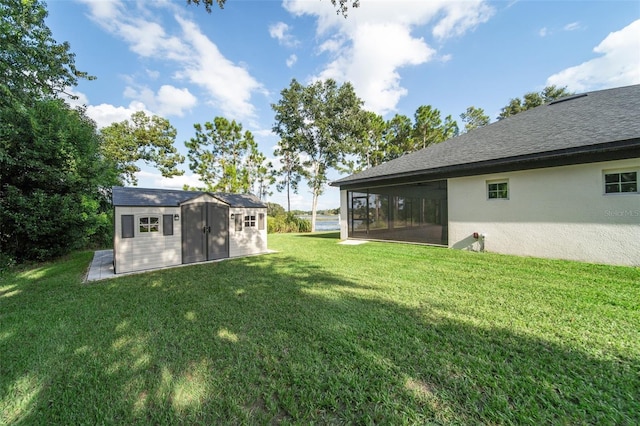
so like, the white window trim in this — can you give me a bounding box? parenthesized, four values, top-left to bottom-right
(137, 215, 161, 236)
(487, 179, 509, 201)
(602, 169, 639, 195)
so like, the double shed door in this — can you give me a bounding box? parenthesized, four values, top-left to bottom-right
(182, 202, 229, 264)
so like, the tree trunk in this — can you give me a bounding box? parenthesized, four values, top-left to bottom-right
(286, 178, 291, 213)
(311, 191, 318, 232)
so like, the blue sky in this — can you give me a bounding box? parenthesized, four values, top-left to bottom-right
(46, 0, 640, 211)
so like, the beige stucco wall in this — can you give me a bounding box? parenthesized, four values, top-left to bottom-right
(448, 158, 640, 266)
(340, 189, 349, 240)
(114, 206, 182, 274)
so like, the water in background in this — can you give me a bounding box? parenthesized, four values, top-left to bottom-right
(298, 215, 340, 231)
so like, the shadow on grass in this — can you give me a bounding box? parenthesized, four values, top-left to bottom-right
(296, 231, 340, 239)
(1, 251, 638, 424)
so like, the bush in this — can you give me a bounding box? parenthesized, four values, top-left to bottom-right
(268, 213, 312, 233)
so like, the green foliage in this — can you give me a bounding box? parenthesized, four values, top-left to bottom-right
(267, 213, 312, 233)
(460, 105, 490, 133)
(101, 111, 184, 186)
(274, 139, 307, 212)
(266, 202, 285, 217)
(0, 0, 94, 107)
(413, 105, 458, 149)
(0, 100, 115, 261)
(272, 78, 364, 230)
(498, 85, 573, 120)
(186, 117, 271, 194)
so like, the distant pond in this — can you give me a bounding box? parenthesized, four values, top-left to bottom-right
(298, 215, 340, 231)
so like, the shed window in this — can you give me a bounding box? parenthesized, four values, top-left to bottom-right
(487, 181, 509, 200)
(604, 171, 637, 194)
(121, 215, 134, 238)
(163, 215, 173, 236)
(258, 213, 265, 230)
(139, 216, 159, 233)
(244, 215, 256, 227)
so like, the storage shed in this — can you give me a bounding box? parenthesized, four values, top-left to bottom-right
(112, 186, 268, 274)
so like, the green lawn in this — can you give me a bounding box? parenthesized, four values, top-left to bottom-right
(1, 233, 638, 424)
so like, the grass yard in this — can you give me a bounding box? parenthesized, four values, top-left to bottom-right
(1, 232, 638, 424)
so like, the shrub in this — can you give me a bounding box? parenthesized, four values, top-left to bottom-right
(267, 213, 312, 233)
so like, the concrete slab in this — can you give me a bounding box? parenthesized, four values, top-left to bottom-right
(85, 249, 277, 283)
(338, 239, 368, 245)
(85, 250, 115, 282)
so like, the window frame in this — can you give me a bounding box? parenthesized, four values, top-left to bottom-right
(487, 180, 509, 200)
(244, 214, 256, 228)
(138, 215, 160, 235)
(603, 170, 638, 195)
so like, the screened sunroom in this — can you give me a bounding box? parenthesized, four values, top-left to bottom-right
(346, 180, 448, 246)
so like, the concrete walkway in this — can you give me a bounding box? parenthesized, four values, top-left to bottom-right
(85, 249, 115, 282)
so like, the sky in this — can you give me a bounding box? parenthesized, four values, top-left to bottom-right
(46, 0, 640, 211)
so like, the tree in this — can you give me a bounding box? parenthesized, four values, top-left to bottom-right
(412, 105, 458, 149)
(186, 0, 359, 17)
(385, 114, 414, 161)
(186, 116, 268, 194)
(272, 78, 364, 231)
(0, 99, 116, 261)
(266, 202, 285, 217)
(274, 139, 307, 213)
(498, 85, 573, 120)
(0, 0, 94, 107)
(101, 111, 184, 186)
(246, 147, 275, 201)
(348, 111, 387, 172)
(460, 106, 490, 133)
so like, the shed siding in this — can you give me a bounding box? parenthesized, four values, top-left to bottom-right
(114, 206, 182, 273)
(229, 208, 267, 257)
(448, 158, 640, 266)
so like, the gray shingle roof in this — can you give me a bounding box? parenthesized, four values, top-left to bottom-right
(112, 186, 266, 208)
(332, 84, 640, 187)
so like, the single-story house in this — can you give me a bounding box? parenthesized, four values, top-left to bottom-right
(331, 84, 640, 266)
(112, 186, 268, 274)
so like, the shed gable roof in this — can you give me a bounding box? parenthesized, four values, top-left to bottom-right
(112, 187, 266, 208)
(332, 84, 640, 187)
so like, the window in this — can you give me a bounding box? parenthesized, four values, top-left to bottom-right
(244, 215, 256, 227)
(139, 216, 159, 233)
(487, 181, 509, 200)
(121, 215, 134, 238)
(258, 213, 265, 230)
(604, 171, 638, 194)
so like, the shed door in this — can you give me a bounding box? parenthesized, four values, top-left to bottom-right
(182, 203, 207, 264)
(207, 204, 229, 260)
(182, 203, 229, 264)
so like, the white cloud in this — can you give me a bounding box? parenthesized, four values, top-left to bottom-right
(174, 15, 263, 119)
(61, 87, 89, 108)
(284, 0, 493, 115)
(80, 0, 263, 120)
(564, 22, 581, 31)
(547, 19, 640, 92)
(86, 101, 148, 128)
(124, 84, 197, 117)
(269, 21, 299, 47)
(286, 54, 298, 68)
(539, 27, 548, 37)
(135, 170, 204, 190)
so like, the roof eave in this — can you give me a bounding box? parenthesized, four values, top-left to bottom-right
(332, 138, 640, 189)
